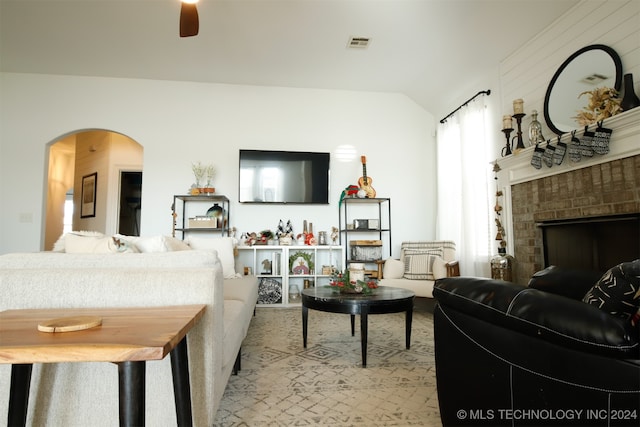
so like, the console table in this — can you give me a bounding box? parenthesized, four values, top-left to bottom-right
(0, 305, 206, 427)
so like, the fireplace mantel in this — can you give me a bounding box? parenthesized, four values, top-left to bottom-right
(497, 108, 640, 186)
(495, 108, 640, 285)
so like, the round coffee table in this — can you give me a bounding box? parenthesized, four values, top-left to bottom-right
(301, 286, 415, 367)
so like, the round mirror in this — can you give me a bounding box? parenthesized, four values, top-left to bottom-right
(543, 44, 622, 135)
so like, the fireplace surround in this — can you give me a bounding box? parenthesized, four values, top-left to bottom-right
(496, 108, 640, 285)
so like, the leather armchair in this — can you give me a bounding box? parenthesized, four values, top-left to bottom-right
(433, 269, 640, 426)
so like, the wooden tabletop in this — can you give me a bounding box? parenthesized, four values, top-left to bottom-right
(0, 305, 206, 364)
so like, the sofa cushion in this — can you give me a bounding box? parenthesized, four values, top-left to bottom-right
(528, 265, 603, 300)
(403, 249, 443, 280)
(224, 276, 259, 304)
(583, 260, 640, 320)
(186, 236, 239, 278)
(383, 258, 404, 279)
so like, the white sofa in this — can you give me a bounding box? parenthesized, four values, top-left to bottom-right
(378, 240, 459, 298)
(0, 248, 258, 426)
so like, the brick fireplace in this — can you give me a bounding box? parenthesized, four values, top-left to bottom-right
(496, 109, 640, 285)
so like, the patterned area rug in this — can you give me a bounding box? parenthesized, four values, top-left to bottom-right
(214, 300, 442, 426)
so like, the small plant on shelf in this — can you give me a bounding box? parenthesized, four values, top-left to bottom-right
(191, 162, 206, 188)
(327, 270, 378, 295)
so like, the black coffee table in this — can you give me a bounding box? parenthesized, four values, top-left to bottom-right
(301, 286, 415, 367)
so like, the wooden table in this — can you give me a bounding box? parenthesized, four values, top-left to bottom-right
(302, 286, 414, 367)
(0, 305, 206, 427)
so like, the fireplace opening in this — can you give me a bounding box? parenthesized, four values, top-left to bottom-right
(539, 214, 640, 274)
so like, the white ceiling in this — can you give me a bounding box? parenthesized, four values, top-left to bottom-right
(0, 0, 579, 119)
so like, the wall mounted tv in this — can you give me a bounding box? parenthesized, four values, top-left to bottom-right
(239, 150, 330, 204)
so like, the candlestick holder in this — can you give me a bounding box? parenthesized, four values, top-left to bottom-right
(501, 128, 514, 157)
(511, 113, 527, 153)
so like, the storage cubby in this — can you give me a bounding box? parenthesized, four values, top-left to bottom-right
(236, 245, 343, 306)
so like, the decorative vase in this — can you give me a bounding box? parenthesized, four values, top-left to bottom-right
(289, 284, 300, 302)
(621, 73, 640, 111)
(490, 248, 515, 282)
(528, 110, 545, 146)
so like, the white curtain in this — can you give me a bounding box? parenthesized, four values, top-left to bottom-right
(436, 97, 492, 277)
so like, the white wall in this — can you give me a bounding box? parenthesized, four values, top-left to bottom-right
(0, 74, 436, 254)
(495, 0, 640, 257)
(500, 0, 639, 138)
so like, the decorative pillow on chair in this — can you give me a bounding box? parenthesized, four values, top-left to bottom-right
(583, 260, 640, 320)
(403, 249, 443, 280)
(382, 258, 405, 279)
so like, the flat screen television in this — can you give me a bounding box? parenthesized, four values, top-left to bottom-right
(239, 150, 330, 204)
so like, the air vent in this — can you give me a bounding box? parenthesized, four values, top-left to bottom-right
(580, 73, 609, 85)
(347, 37, 370, 49)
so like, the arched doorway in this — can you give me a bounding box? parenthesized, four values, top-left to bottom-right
(44, 130, 143, 250)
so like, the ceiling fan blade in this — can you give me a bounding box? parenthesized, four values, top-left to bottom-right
(180, 3, 199, 37)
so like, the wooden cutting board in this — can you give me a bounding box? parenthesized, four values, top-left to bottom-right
(38, 316, 103, 333)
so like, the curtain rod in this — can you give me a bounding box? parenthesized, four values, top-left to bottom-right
(439, 89, 491, 124)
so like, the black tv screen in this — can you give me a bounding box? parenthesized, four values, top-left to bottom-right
(239, 150, 330, 204)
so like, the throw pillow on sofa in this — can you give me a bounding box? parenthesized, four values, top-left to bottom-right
(52, 230, 105, 252)
(583, 260, 640, 320)
(186, 236, 239, 278)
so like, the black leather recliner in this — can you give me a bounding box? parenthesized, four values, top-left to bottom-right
(433, 268, 640, 427)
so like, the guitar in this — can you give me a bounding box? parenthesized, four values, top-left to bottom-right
(358, 155, 376, 198)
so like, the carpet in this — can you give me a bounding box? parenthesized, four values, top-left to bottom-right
(214, 299, 442, 426)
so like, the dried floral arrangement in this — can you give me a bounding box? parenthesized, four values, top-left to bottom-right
(573, 87, 621, 126)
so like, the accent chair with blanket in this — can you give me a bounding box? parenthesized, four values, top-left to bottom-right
(379, 240, 460, 297)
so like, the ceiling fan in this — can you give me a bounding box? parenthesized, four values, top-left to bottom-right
(180, 0, 199, 37)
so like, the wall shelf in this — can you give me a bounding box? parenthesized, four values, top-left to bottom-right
(171, 194, 230, 239)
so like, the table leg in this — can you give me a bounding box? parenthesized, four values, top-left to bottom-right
(302, 304, 308, 348)
(406, 306, 413, 349)
(350, 314, 355, 336)
(8, 363, 32, 427)
(170, 337, 193, 427)
(118, 361, 145, 427)
(360, 307, 369, 367)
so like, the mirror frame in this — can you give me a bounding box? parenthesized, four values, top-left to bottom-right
(543, 44, 622, 136)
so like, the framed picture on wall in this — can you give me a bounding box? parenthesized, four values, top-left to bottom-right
(81, 172, 97, 218)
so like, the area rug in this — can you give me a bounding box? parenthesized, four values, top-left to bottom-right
(214, 300, 442, 426)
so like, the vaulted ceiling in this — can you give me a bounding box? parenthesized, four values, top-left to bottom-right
(0, 0, 579, 118)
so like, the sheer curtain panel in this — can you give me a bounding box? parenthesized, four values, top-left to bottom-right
(436, 98, 492, 277)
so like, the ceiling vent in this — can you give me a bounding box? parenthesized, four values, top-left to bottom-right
(580, 73, 609, 85)
(347, 37, 370, 49)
